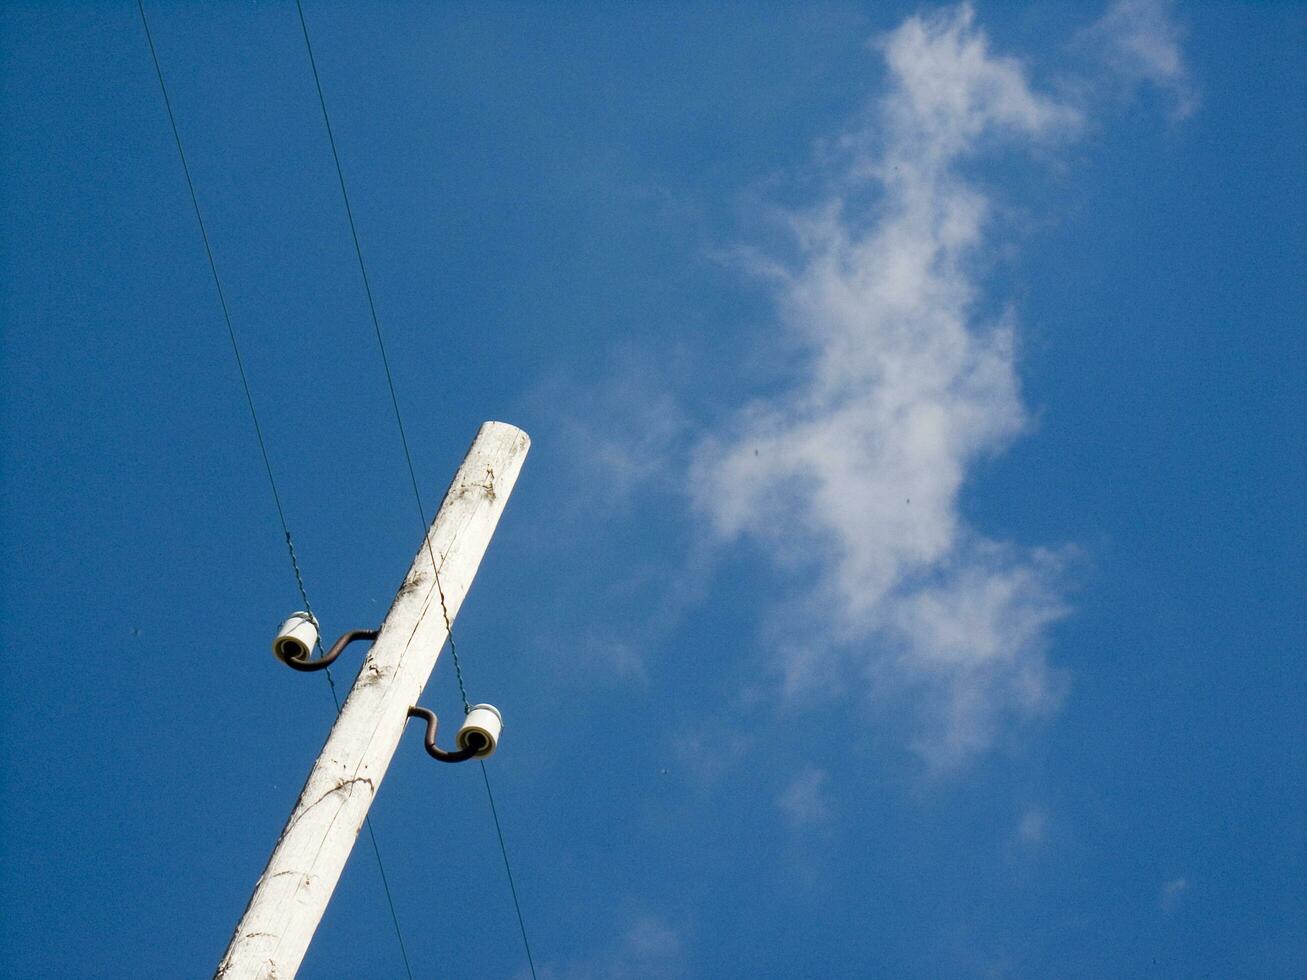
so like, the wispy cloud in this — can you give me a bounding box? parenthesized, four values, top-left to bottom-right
(537, 915, 682, 980)
(579, 634, 650, 687)
(1160, 876, 1188, 914)
(776, 768, 833, 829)
(1016, 806, 1048, 846)
(1079, 0, 1198, 118)
(692, 4, 1079, 766)
(549, 356, 693, 509)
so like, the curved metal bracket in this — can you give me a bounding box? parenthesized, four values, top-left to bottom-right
(406, 706, 481, 764)
(279, 628, 379, 672)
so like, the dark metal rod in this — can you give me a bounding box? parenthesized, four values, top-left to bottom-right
(279, 628, 379, 672)
(406, 706, 479, 763)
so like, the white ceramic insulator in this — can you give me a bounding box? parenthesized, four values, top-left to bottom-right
(457, 703, 503, 758)
(273, 612, 319, 662)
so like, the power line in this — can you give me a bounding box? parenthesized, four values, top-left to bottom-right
(320, 657, 416, 980)
(290, 0, 472, 712)
(292, 3, 538, 977)
(134, 5, 414, 978)
(481, 761, 539, 978)
(135, 0, 289, 576)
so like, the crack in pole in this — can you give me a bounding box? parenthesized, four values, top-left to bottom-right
(281, 776, 375, 838)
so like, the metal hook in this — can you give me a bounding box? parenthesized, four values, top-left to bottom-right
(406, 706, 483, 764)
(277, 628, 379, 672)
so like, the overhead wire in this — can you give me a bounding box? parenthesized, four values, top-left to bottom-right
(290, 0, 472, 715)
(134, 4, 414, 978)
(292, 3, 538, 977)
(481, 758, 540, 977)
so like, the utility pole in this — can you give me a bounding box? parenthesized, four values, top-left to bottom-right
(216, 421, 531, 980)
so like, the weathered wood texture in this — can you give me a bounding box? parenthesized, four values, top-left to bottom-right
(216, 421, 530, 980)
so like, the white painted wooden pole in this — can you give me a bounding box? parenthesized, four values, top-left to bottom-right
(216, 421, 530, 980)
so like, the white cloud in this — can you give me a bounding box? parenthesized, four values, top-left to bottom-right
(623, 917, 681, 960)
(693, 4, 1079, 766)
(1081, 0, 1198, 118)
(1160, 876, 1188, 913)
(538, 916, 682, 980)
(580, 635, 649, 687)
(1016, 806, 1048, 846)
(551, 358, 692, 508)
(776, 768, 833, 829)
(673, 722, 751, 788)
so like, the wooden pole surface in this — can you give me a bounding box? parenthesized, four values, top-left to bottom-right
(216, 421, 531, 980)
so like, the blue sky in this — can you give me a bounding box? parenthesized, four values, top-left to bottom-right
(1, 1, 1303, 977)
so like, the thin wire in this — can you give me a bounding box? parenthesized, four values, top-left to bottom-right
(290, 567, 410, 976)
(136, 0, 292, 581)
(481, 761, 539, 980)
(135, 5, 413, 977)
(291, 0, 472, 713)
(292, 5, 538, 975)
(318, 665, 416, 980)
